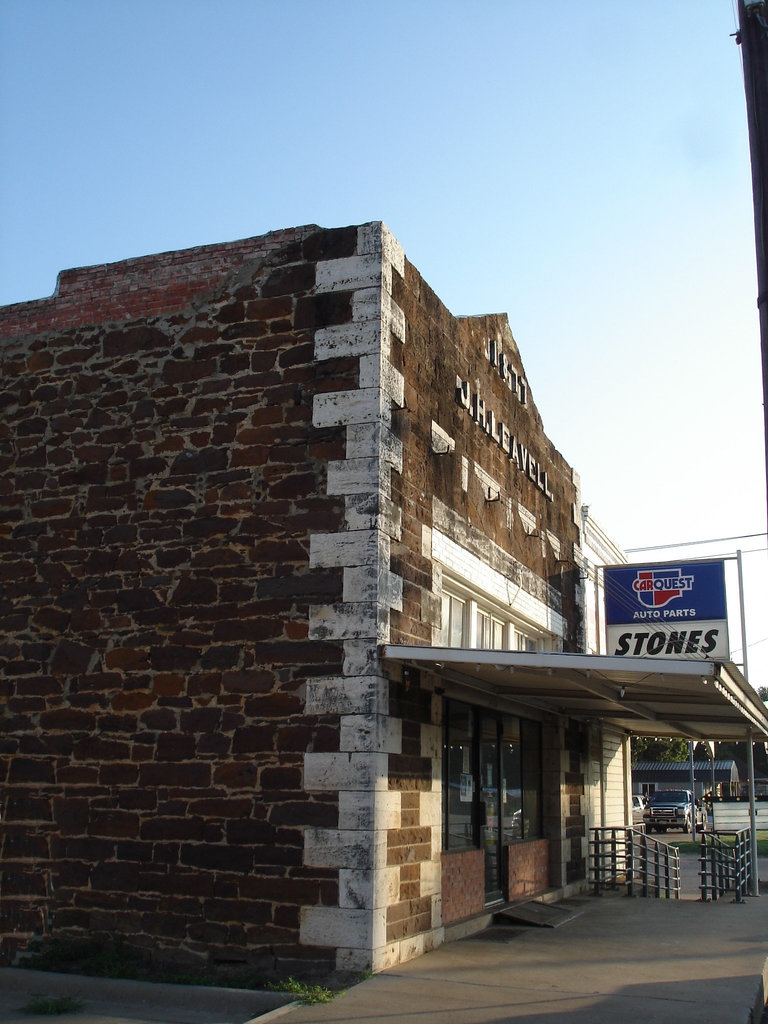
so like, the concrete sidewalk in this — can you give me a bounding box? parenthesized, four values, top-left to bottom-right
(2, 856, 767, 1024)
(0, 969, 295, 1024)
(279, 858, 768, 1024)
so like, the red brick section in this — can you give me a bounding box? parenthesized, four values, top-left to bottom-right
(0, 225, 361, 974)
(507, 839, 549, 899)
(441, 849, 484, 925)
(0, 227, 317, 338)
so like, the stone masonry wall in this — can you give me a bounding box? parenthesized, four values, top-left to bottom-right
(1, 219, 590, 974)
(301, 224, 418, 973)
(0, 224, 379, 972)
(381, 256, 585, 928)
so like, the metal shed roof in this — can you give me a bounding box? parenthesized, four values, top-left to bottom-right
(633, 760, 737, 773)
(632, 760, 739, 782)
(381, 646, 768, 742)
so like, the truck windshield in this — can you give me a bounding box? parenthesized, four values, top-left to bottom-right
(648, 791, 688, 804)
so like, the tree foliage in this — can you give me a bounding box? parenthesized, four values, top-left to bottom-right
(631, 736, 689, 765)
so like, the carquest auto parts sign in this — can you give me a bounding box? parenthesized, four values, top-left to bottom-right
(603, 560, 729, 659)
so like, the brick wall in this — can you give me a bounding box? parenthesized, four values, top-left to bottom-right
(0, 225, 366, 973)
(440, 849, 484, 925)
(0, 228, 315, 338)
(507, 839, 549, 899)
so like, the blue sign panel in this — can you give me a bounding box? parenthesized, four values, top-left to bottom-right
(604, 560, 727, 626)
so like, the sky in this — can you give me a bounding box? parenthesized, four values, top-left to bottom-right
(2, 0, 767, 685)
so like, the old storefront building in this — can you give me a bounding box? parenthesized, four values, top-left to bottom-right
(2, 222, 766, 976)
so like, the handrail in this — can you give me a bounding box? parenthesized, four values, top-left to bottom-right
(590, 827, 680, 899)
(699, 829, 752, 902)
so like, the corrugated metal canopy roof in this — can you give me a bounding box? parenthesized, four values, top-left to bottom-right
(633, 761, 739, 782)
(381, 646, 768, 742)
(633, 760, 737, 772)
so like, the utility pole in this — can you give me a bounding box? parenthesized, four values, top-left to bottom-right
(738, 0, 768, 532)
(735, 9, 765, 889)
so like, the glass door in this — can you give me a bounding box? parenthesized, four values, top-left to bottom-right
(480, 714, 502, 902)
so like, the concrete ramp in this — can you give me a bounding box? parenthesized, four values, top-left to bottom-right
(494, 900, 582, 928)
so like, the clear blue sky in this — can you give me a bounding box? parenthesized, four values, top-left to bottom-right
(2, 0, 767, 680)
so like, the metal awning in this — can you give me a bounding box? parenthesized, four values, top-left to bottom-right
(381, 645, 768, 741)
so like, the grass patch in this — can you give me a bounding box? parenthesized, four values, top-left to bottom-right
(20, 996, 83, 1016)
(671, 830, 768, 856)
(266, 977, 337, 1005)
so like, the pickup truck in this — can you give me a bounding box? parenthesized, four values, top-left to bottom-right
(643, 789, 697, 833)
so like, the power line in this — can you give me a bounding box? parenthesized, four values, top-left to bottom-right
(625, 532, 767, 554)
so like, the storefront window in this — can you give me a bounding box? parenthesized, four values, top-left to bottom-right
(444, 700, 474, 849)
(521, 718, 542, 838)
(501, 716, 522, 841)
(443, 701, 542, 851)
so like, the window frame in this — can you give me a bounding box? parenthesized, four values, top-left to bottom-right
(440, 574, 552, 653)
(443, 698, 544, 852)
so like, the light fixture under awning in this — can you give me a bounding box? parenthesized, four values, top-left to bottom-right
(381, 645, 768, 741)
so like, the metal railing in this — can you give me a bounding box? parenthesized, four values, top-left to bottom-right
(699, 829, 752, 902)
(590, 827, 680, 899)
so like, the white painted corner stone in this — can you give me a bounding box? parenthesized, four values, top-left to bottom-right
(357, 222, 405, 279)
(359, 353, 405, 407)
(304, 751, 389, 792)
(327, 457, 383, 496)
(300, 905, 387, 950)
(352, 288, 405, 341)
(315, 253, 384, 295)
(314, 321, 382, 361)
(342, 638, 380, 676)
(342, 492, 402, 539)
(343, 565, 403, 611)
(305, 674, 389, 716)
(420, 723, 441, 760)
(420, 859, 442, 897)
(308, 601, 381, 641)
(338, 788, 401, 831)
(419, 790, 442, 828)
(312, 388, 387, 429)
(339, 713, 402, 754)
(304, 826, 387, 870)
(309, 529, 381, 568)
(339, 866, 400, 910)
(345, 422, 403, 470)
